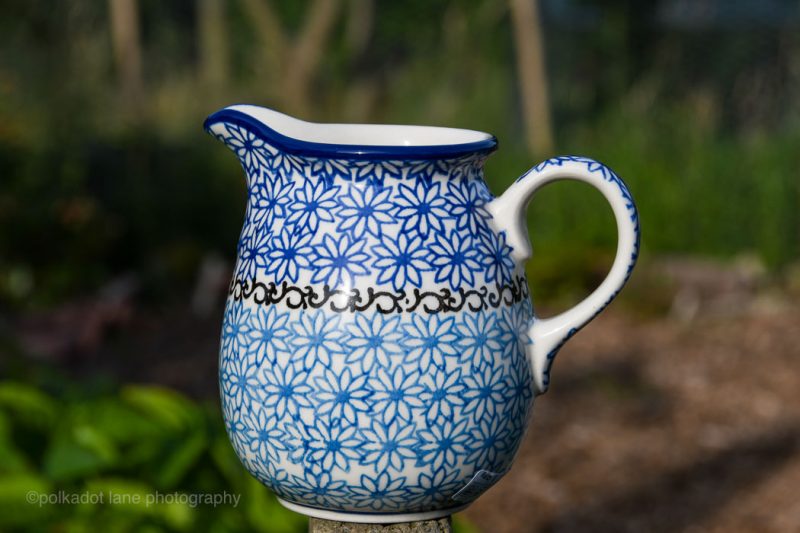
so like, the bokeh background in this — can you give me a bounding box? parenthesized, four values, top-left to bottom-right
(1, 0, 799, 531)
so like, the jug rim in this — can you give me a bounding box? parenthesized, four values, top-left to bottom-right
(204, 105, 498, 160)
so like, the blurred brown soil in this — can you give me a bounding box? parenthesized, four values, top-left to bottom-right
(464, 304, 800, 533)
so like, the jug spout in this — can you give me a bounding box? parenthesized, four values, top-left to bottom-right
(204, 105, 498, 168)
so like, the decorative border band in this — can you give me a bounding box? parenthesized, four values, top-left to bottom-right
(229, 276, 530, 314)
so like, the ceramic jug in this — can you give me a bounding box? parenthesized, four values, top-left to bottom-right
(205, 105, 640, 523)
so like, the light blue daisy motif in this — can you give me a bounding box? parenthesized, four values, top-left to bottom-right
(249, 173, 295, 229)
(247, 306, 291, 365)
(429, 229, 482, 290)
(336, 185, 394, 239)
(224, 124, 275, 171)
(222, 301, 250, 355)
(345, 314, 403, 374)
(419, 367, 465, 423)
(312, 367, 372, 424)
(449, 179, 492, 234)
(243, 405, 285, 463)
(415, 419, 470, 469)
(260, 360, 313, 419)
(221, 354, 261, 409)
(462, 364, 507, 423)
(455, 311, 504, 369)
(501, 304, 531, 360)
(222, 398, 248, 456)
(371, 233, 430, 292)
(283, 421, 311, 464)
(402, 314, 459, 372)
(466, 417, 511, 469)
(286, 179, 340, 232)
(505, 356, 534, 420)
(260, 227, 313, 284)
(290, 311, 345, 370)
(393, 180, 450, 237)
(235, 231, 264, 281)
(367, 367, 425, 425)
(479, 230, 515, 285)
(359, 419, 416, 473)
(311, 234, 370, 288)
(408, 468, 462, 508)
(349, 472, 408, 510)
(290, 469, 348, 509)
(307, 420, 361, 471)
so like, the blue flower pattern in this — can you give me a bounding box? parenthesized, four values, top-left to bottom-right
(207, 123, 632, 515)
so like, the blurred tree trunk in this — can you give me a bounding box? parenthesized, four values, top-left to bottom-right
(239, 0, 342, 116)
(109, 0, 144, 118)
(197, 0, 230, 91)
(510, 0, 554, 156)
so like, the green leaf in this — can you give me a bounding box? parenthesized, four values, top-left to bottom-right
(44, 433, 112, 481)
(0, 381, 57, 427)
(244, 477, 306, 533)
(0, 411, 31, 473)
(155, 430, 207, 489)
(121, 386, 200, 431)
(0, 473, 52, 527)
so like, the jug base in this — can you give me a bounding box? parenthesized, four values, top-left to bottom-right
(277, 498, 469, 524)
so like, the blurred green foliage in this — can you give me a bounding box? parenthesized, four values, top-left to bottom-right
(0, 380, 308, 532)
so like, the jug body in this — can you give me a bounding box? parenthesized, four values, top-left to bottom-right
(206, 105, 639, 522)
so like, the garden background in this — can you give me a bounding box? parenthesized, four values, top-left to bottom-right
(1, 0, 799, 531)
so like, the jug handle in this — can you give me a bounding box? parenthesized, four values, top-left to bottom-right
(486, 156, 640, 395)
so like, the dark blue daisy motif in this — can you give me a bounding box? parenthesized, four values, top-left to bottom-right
(462, 364, 507, 423)
(286, 179, 340, 232)
(290, 311, 345, 370)
(270, 149, 305, 176)
(247, 305, 291, 365)
(349, 472, 408, 510)
(336, 184, 394, 239)
(223, 123, 275, 171)
(401, 314, 459, 372)
(455, 312, 504, 369)
(419, 367, 465, 423)
(371, 233, 430, 292)
(306, 419, 361, 471)
(289, 469, 348, 509)
(354, 159, 403, 186)
(359, 419, 416, 473)
(465, 417, 511, 470)
(260, 360, 312, 420)
(282, 421, 311, 464)
(415, 419, 470, 469)
(311, 234, 370, 288)
(345, 314, 404, 374)
(309, 157, 351, 186)
(429, 229, 482, 290)
(407, 468, 462, 509)
(235, 229, 269, 280)
(449, 179, 492, 234)
(367, 367, 425, 425)
(312, 367, 372, 424)
(393, 180, 450, 237)
(249, 172, 295, 229)
(260, 227, 313, 283)
(405, 159, 450, 183)
(478, 230, 515, 285)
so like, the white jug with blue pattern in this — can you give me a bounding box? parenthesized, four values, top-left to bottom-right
(205, 105, 640, 523)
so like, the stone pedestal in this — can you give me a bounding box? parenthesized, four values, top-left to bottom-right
(308, 517, 452, 533)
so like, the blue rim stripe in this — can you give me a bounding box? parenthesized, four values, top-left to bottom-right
(204, 109, 498, 160)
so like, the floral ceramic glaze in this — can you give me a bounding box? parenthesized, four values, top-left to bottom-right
(205, 105, 640, 523)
